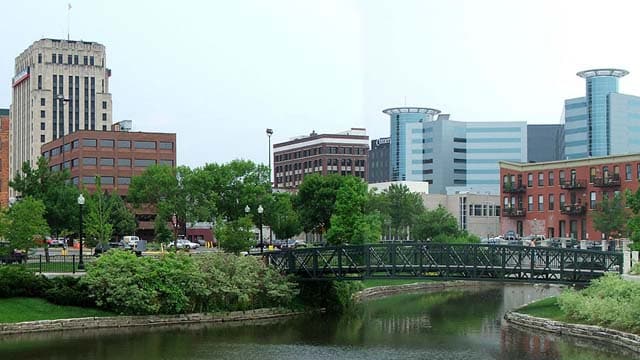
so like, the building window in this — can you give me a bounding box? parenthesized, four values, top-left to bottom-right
(559, 193, 566, 207)
(58, 54, 62, 64)
(74, 55, 78, 64)
(102, 113, 107, 121)
(40, 135, 45, 143)
(102, 125, 107, 131)
(135, 159, 156, 167)
(82, 157, 97, 166)
(100, 176, 114, 185)
(99, 139, 114, 148)
(549, 194, 555, 211)
(41, 98, 46, 106)
(40, 122, 45, 130)
(72, 158, 79, 167)
(135, 141, 156, 149)
(99, 158, 114, 166)
(548, 171, 554, 186)
(117, 140, 131, 148)
(159, 159, 173, 166)
(52, 53, 56, 63)
(527, 173, 533, 187)
(626, 164, 632, 180)
(528, 195, 533, 211)
(590, 192, 596, 209)
(538, 172, 544, 186)
(90, 56, 94, 65)
(38, 53, 42, 63)
(118, 158, 131, 167)
(83, 56, 88, 65)
(82, 139, 97, 147)
(82, 176, 96, 184)
(559, 170, 565, 185)
(159, 142, 173, 150)
(68, 54, 72, 64)
(37, 75, 42, 89)
(118, 177, 131, 185)
(40, 110, 45, 118)
(538, 195, 544, 211)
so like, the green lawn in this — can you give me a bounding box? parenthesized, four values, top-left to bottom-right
(361, 278, 432, 289)
(0, 298, 113, 323)
(517, 296, 566, 321)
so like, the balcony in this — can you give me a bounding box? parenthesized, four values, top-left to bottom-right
(502, 207, 526, 217)
(502, 183, 526, 193)
(560, 179, 587, 190)
(593, 175, 621, 187)
(560, 204, 586, 216)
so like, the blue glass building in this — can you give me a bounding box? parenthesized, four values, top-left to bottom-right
(564, 68, 639, 159)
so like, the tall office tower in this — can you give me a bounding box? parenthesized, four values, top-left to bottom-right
(384, 106, 527, 194)
(565, 68, 640, 159)
(368, 137, 390, 183)
(527, 124, 565, 162)
(10, 39, 112, 184)
(0, 109, 9, 206)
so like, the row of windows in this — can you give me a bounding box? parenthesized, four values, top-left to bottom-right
(72, 176, 130, 185)
(275, 158, 366, 173)
(505, 163, 639, 188)
(50, 158, 173, 171)
(468, 204, 501, 217)
(43, 53, 96, 66)
(504, 191, 620, 212)
(43, 139, 174, 157)
(275, 146, 367, 161)
(276, 169, 366, 184)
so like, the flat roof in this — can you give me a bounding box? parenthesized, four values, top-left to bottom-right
(577, 68, 629, 78)
(382, 107, 441, 116)
(500, 153, 640, 171)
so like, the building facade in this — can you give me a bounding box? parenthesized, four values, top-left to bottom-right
(10, 38, 113, 191)
(368, 137, 390, 183)
(527, 124, 564, 162)
(564, 68, 640, 159)
(499, 154, 640, 240)
(384, 106, 527, 194)
(0, 109, 9, 207)
(273, 128, 369, 189)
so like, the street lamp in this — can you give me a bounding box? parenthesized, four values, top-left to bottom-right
(56, 95, 70, 165)
(258, 205, 264, 253)
(172, 213, 178, 250)
(266, 128, 273, 183)
(77, 194, 85, 270)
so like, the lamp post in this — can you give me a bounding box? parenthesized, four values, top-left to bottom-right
(56, 95, 70, 165)
(172, 213, 178, 250)
(77, 194, 85, 270)
(258, 205, 264, 253)
(266, 128, 273, 183)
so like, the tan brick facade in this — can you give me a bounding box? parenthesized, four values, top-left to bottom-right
(0, 109, 9, 207)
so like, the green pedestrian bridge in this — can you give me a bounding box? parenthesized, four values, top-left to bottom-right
(264, 243, 623, 284)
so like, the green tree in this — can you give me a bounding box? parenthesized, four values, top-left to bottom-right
(108, 193, 137, 241)
(84, 179, 114, 247)
(413, 205, 460, 242)
(592, 193, 628, 240)
(215, 216, 255, 254)
(154, 217, 173, 244)
(5, 197, 50, 251)
(326, 177, 381, 245)
(266, 193, 302, 240)
(382, 184, 425, 239)
(10, 157, 80, 237)
(294, 174, 345, 236)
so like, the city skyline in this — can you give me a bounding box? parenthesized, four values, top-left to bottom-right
(2, 0, 640, 168)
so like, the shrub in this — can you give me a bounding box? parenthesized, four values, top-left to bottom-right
(558, 273, 640, 332)
(296, 280, 363, 314)
(44, 276, 95, 308)
(630, 262, 640, 275)
(0, 266, 49, 298)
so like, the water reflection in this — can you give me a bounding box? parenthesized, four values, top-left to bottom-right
(0, 284, 636, 360)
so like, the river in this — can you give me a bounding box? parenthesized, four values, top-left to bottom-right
(0, 283, 635, 360)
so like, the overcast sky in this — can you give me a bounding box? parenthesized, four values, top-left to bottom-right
(2, 0, 640, 168)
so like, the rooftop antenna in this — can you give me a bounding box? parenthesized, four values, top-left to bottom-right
(67, 3, 72, 40)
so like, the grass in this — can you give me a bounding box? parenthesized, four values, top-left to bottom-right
(361, 278, 432, 289)
(0, 298, 113, 323)
(517, 296, 567, 321)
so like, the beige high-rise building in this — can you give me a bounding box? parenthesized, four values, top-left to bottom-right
(10, 38, 112, 185)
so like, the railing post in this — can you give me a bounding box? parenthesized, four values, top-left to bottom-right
(39, 255, 42, 274)
(365, 245, 371, 277)
(560, 249, 565, 281)
(312, 249, 318, 279)
(288, 250, 296, 274)
(337, 247, 342, 278)
(391, 243, 396, 277)
(472, 245, 478, 279)
(530, 247, 535, 279)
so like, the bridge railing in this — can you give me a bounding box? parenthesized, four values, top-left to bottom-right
(265, 243, 622, 284)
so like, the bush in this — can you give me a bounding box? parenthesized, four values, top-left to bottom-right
(0, 266, 49, 298)
(558, 273, 640, 332)
(296, 280, 363, 314)
(44, 276, 95, 308)
(630, 262, 640, 275)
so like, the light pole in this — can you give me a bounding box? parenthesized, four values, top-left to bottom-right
(77, 194, 85, 270)
(266, 128, 273, 183)
(56, 95, 70, 165)
(172, 213, 178, 250)
(258, 205, 264, 253)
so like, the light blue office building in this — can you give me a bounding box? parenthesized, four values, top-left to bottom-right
(565, 68, 640, 159)
(385, 106, 527, 194)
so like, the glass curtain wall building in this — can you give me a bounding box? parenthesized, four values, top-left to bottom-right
(564, 68, 638, 159)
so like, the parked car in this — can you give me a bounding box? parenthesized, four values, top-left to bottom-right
(167, 239, 199, 249)
(47, 238, 66, 247)
(122, 236, 140, 249)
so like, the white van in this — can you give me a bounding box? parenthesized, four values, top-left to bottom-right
(123, 236, 140, 248)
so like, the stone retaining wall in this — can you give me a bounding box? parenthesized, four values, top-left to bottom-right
(353, 280, 486, 302)
(0, 308, 304, 335)
(504, 311, 640, 354)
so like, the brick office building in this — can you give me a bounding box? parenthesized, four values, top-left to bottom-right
(499, 154, 640, 240)
(0, 109, 9, 207)
(273, 128, 369, 190)
(41, 121, 176, 237)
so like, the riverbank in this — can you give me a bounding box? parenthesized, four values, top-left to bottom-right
(353, 280, 490, 302)
(0, 307, 306, 335)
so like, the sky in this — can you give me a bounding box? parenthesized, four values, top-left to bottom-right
(1, 0, 640, 168)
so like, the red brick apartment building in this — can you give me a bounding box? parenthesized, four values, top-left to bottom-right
(41, 123, 176, 237)
(500, 154, 640, 240)
(0, 109, 8, 207)
(273, 128, 369, 189)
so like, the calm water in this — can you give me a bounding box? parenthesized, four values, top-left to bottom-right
(0, 284, 635, 360)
